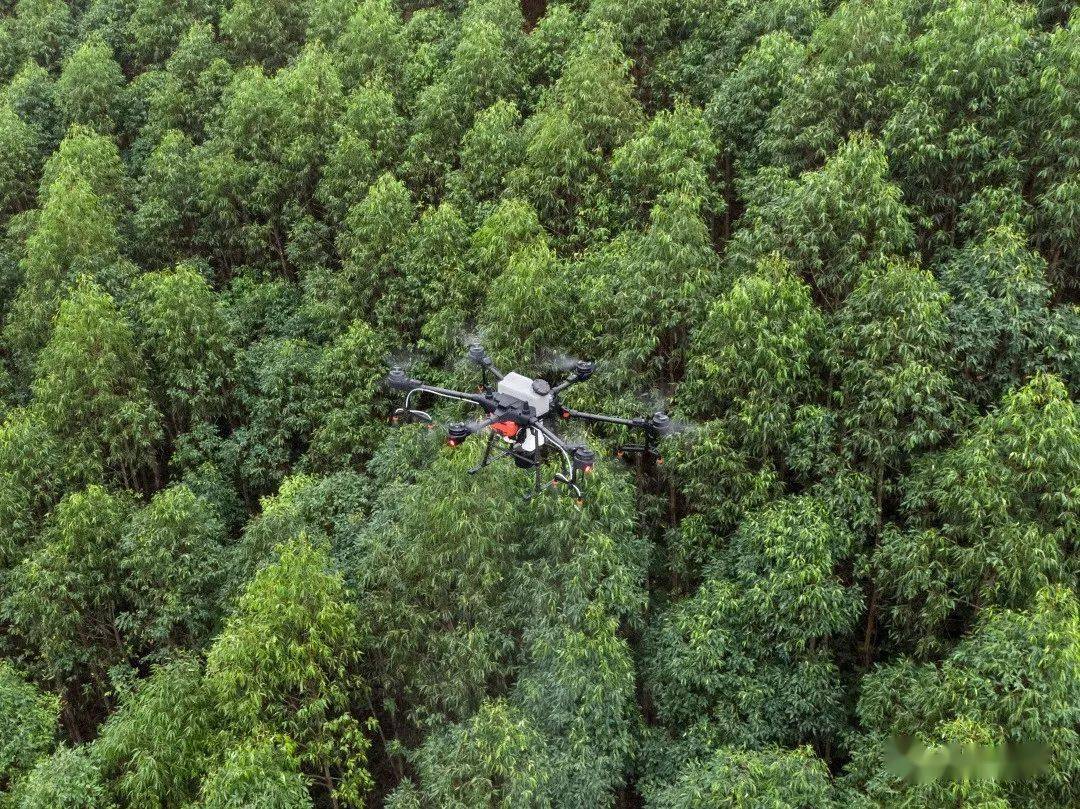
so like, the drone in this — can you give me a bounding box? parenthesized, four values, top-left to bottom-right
(385, 345, 678, 501)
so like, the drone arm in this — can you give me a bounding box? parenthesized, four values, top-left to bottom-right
(404, 384, 495, 412)
(561, 408, 647, 430)
(467, 413, 504, 434)
(549, 375, 583, 397)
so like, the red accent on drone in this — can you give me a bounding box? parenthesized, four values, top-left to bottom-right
(490, 420, 519, 438)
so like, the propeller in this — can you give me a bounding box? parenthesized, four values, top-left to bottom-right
(542, 350, 602, 381)
(386, 347, 424, 373)
(633, 389, 699, 436)
(457, 326, 494, 365)
(457, 324, 490, 350)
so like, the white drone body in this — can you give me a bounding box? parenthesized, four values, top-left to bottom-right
(496, 372, 550, 449)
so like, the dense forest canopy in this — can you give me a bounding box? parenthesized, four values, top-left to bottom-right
(0, 0, 1076, 805)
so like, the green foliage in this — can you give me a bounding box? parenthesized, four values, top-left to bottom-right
(129, 263, 234, 435)
(652, 746, 838, 809)
(645, 496, 858, 754)
(119, 484, 228, 653)
(0, 662, 58, 790)
(0, 104, 38, 218)
(54, 35, 124, 134)
(10, 0, 73, 71)
(198, 735, 313, 809)
(0, 2, 1075, 805)
(731, 135, 914, 305)
(205, 535, 372, 806)
(883, 0, 1035, 251)
(7, 745, 111, 809)
(0, 408, 62, 567)
(318, 79, 405, 224)
(93, 656, 219, 808)
(827, 259, 958, 477)
(30, 279, 160, 488)
(3, 132, 123, 367)
(410, 700, 551, 808)
(878, 374, 1080, 650)
(231, 336, 317, 494)
(220, 0, 309, 69)
(682, 258, 822, 455)
(941, 226, 1070, 404)
(306, 320, 390, 470)
(5, 485, 130, 686)
(849, 586, 1080, 806)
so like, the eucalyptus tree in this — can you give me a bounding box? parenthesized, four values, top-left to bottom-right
(876, 374, 1080, 653)
(119, 484, 229, 655)
(131, 130, 201, 269)
(0, 408, 62, 569)
(728, 135, 914, 308)
(198, 736, 313, 809)
(231, 336, 318, 496)
(54, 36, 124, 134)
(403, 0, 526, 200)
(318, 79, 406, 225)
(29, 280, 160, 489)
(940, 226, 1067, 406)
(763, 0, 918, 172)
(0, 104, 38, 220)
(644, 496, 859, 763)
(0, 662, 58, 790)
(511, 26, 642, 241)
(220, 0, 310, 69)
(706, 32, 807, 225)
(445, 98, 523, 218)
(847, 586, 1080, 806)
(7, 745, 110, 809)
(652, 746, 839, 809)
(608, 103, 718, 230)
(4, 486, 131, 717)
(333, 172, 413, 334)
(1030, 22, 1080, 291)
(406, 700, 552, 808)
(3, 131, 124, 370)
(682, 257, 823, 459)
(138, 21, 233, 146)
(206, 535, 372, 807)
(93, 656, 219, 808)
(306, 320, 391, 471)
(128, 262, 234, 438)
(882, 0, 1035, 252)
(198, 43, 343, 278)
(9, 0, 73, 72)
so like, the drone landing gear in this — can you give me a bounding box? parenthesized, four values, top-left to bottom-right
(469, 432, 499, 474)
(466, 433, 583, 502)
